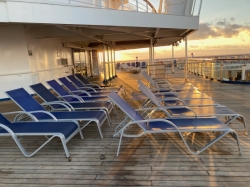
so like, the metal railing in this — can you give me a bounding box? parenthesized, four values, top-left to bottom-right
(3, 0, 202, 15)
(179, 58, 250, 82)
(0, 66, 72, 77)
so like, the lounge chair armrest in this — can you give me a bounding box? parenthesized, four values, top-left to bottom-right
(41, 102, 74, 111)
(154, 92, 180, 97)
(57, 95, 84, 102)
(28, 110, 58, 121)
(138, 106, 193, 110)
(114, 119, 182, 137)
(0, 123, 15, 137)
(70, 90, 91, 96)
(154, 80, 171, 85)
(150, 85, 174, 92)
(157, 98, 187, 106)
(83, 83, 101, 89)
(157, 97, 181, 101)
(77, 86, 97, 92)
(2, 111, 39, 122)
(159, 106, 198, 117)
(135, 108, 158, 111)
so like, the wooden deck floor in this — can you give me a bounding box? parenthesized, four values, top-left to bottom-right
(0, 69, 250, 186)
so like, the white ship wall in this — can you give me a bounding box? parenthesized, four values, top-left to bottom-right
(0, 1, 199, 30)
(0, 24, 72, 99)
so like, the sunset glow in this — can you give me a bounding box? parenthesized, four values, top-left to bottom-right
(115, 0, 250, 61)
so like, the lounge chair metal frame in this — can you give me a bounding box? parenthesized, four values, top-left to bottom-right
(107, 91, 242, 156)
(0, 113, 83, 160)
(75, 74, 124, 91)
(137, 80, 248, 135)
(5, 88, 109, 139)
(47, 80, 111, 103)
(142, 71, 196, 92)
(30, 83, 114, 124)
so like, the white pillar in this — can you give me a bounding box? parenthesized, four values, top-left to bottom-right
(107, 46, 111, 79)
(152, 45, 155, 64)
(242, 64, 247, 81)
(150, 38, 153, 65)
(172, 44, 174, 73)
(103, 45, 107, 82)
(114, 48, 117, 77)
(220, 61, 224, 82)
(148, 38, 153, 75)
(185, 36, 188, 81)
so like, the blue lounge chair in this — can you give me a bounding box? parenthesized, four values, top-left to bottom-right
(116, 63, 121, 69)
(138, 80, 248, 135)
(141, 62, 147, 68)
(5, 88, 109, 138)
(47, 80, 110, 103)
(107, 91, 242, 156)
(59, 77, 110, 97)
(131, 62, 135, 67)
(0, 113, 82, 160)
(67, 75, 119, 95)
(30, 83, 113, 123)
(127, 62, 130, 66)
(142, 71, 197, 92)
(75, 74, 113, 89)
(136, 81, 220, 107)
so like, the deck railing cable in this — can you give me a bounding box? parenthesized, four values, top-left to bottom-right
(4, 0, 201, 15)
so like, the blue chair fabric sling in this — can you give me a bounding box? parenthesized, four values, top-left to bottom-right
(30, 83, 113, 123)
(66, 75, 112, 95)
(75, 73, 124, 91)
(59, 77, 108, 97)
(107, 91, 242, 156)
(47, 80, 110, 103)
(0, 113, 83, 160)
(137, 80, 248, 135)
(141, 62, 147, 68)
(5, 88, 109, 138)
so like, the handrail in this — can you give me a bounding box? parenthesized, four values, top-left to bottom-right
(143, 0, 156, 13)
(3, 0, 202, 15)
(0, 66, 72, 77)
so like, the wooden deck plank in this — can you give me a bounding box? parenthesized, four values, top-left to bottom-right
(0, 70, 250, 186)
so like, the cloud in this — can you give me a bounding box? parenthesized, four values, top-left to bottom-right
(189, 18, 250, 40)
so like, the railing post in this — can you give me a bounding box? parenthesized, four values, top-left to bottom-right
(191, 0, 196, 15)
(99, 0, 102, 8)
(185, 37, 188, 81)
(136, 0, 139, 11)
(242, 63, 247, 81)
(220, 60, 224, 82)
(200, 61, 203, 76)
(103, 45, 107, 82)
(146, 2, 148, 12)
(172, 44, 174, 73)
(121, 0, 124, 10)
(198, 0, 203, 16)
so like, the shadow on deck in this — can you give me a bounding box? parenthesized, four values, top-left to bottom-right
(0, 69, 250, 186)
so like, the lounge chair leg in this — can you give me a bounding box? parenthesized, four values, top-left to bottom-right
(60, 136, 71, 159)
(228, 131, 242, 155)
(113, 105, 117, 114)
(225, 115, 248, 136)
(114, 117, 128, 137)
(106, 112, 112, 126)
(67, 156, 72, 162)
(96, 122, 103, 139)
(237, 116, 248, 136)
(11, 133, 70, 158)
(117, 130, 124, 156)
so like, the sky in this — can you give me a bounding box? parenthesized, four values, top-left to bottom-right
(115, 0, 250, 61)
